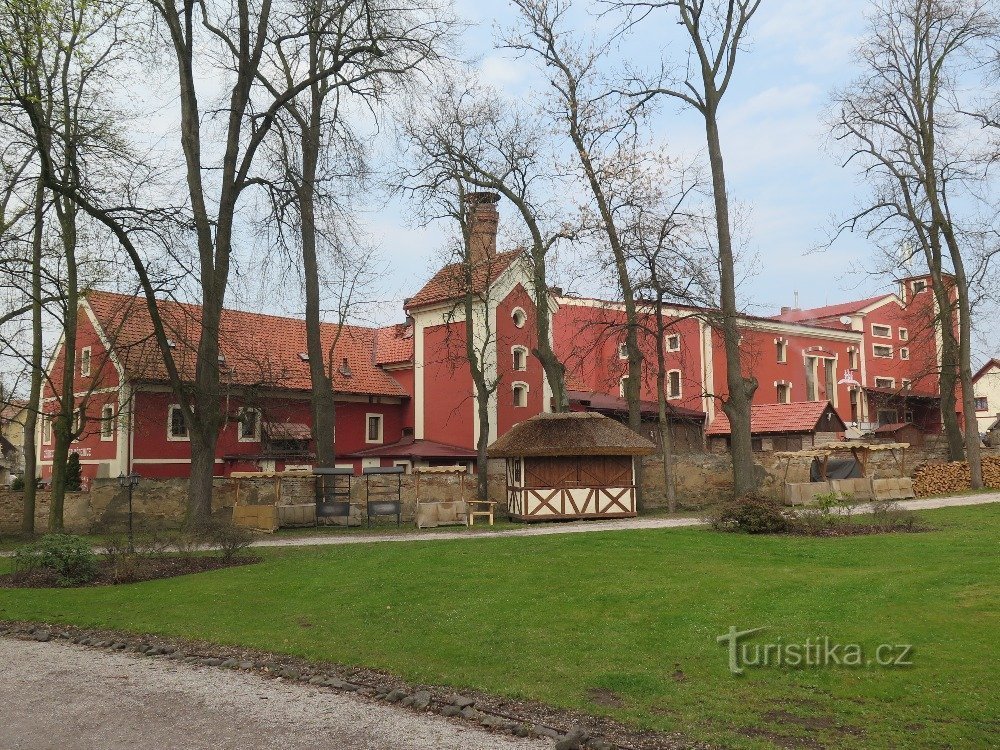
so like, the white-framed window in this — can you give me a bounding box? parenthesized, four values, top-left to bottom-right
(512, 382, 528, 407)
(873, 344, 893, 359)
(898, 328, 908, 341)
(848, 347, 858, 370)
(617, 341, 628, 359)
(619, 375, 628, 398)
(80, 346, 92, 377)
(900, 347, 909, 360)
(776, 382, 791, 404)
(902, 379, 912, 391)
(72, 407, 83, 437)
(42, 414, 51, 444)
(667, 370, 681, 400)
(167, 404, 189, 440)
(871, 324, 892, 339)
(100, 404, 114, 441)
(666, 334, 681, 352)
(512, 346, 528, 372)
(974, 396, 989, 411)
(912, 279, 927, 294)
(776, 338, 787, 364)
(511, 307, 526, 329)
(875, 377, 895, 389)
(365, 413, 384, 443)
(392, 460, 412, 474)
(877, 408, 898, 425)
(238, 407, 261, 442)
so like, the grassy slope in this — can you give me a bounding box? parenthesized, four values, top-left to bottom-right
(1, 504, 997, 749)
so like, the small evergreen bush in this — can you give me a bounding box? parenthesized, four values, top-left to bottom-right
(709, 493, 789, 534)
(13, 534, 99, 585)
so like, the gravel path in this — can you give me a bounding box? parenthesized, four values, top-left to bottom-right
(0, 636, 547, 750)
(251, 493, 1000, 549)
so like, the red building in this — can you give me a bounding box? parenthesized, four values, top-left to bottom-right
(36, 195, 956, 483)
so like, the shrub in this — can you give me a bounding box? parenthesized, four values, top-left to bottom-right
(10, 475, 24, 491)
(13, 534, 99, 586)
(198, 519, 256, 561)
(871, 499, 921, 532)
(65, 452, 82, 491)
(709, 493, 788, 534)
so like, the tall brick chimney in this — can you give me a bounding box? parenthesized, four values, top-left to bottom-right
(464, 191, 500, 266)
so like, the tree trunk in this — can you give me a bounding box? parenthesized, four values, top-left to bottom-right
(48, 195, 79, 532)
(187, 431, 218, 524)
(654, 297, 675, 513)
(21, 177, 45, 536)
(298, 94, 337, 472)
(528, 248, 568, 412)
(940, 225, 983, 487)
(704, 100, 758, 497)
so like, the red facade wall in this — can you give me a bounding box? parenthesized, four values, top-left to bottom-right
(496, 285, 544, 436)
(553, 302, 705, 414)
(421, 321, 474, 448)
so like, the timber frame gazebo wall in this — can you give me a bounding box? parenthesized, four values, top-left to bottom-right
(488, 412, 656, 522)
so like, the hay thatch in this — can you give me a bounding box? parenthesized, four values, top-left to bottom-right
(487, 412, 656, 458)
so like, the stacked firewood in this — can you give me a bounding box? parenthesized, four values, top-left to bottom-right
(912, 456, 1000, 497)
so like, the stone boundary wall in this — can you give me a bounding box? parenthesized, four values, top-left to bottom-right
(3, 447, 995, 535)
(0, 464, 508, 536)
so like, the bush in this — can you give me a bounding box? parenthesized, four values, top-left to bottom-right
(13, 534, 99, 586)
(709, 493, 789, 534)
(198, 519, 256, 561)
(870, 499, 921, 532)
(65, 452, 82, 491)
(10, 475, 24, 491)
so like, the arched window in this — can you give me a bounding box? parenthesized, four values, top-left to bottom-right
(512, 381, 529, 407)
(512, 346, 528, 372)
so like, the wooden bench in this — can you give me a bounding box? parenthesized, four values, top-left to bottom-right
(466, 500, 496, 526)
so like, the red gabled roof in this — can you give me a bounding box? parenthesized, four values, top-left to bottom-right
(972, 358, 1000, 383)
(705, 401, 845, 436)
(405, 250, 521, 310)
(347, 434, 476, 459)
(567, 390, 705, 421)
(874, 422, 916, 434)
(85, 291, 407, 397)
(374, 323, 414, 366)
(771, 295, 890, 323)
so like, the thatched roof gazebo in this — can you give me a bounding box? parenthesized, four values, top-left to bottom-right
(488, 412, 656, 521)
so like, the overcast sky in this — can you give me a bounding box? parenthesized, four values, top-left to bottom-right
(332, 0, 990, 363)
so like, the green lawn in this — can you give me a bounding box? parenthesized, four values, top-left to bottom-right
(2, 504, 997, 749)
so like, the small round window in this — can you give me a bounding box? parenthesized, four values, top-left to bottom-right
(512, 308, 526, 329)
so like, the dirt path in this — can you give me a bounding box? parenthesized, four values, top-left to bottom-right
(0, 636, 547, 750)
(251, 493, 1000, 549)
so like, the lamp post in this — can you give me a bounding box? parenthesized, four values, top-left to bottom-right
(118, 471, 140, 553)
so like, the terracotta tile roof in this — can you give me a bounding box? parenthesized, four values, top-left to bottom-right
(874, 422, 915, 433)
(705, 401, 843, 436)
(85, 291, 407, 397)
(567, 390, 705, 420)
(374, 323, 414, 365)
(771, 295, 890, 323)
(405, 250, 522, 310)
(347, 434, 476, 459)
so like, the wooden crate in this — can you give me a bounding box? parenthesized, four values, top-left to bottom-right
(232, 504, 279, 533)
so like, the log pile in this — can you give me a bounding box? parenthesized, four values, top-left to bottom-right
(911, 456, 1000, 497)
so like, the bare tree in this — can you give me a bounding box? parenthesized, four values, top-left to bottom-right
(830, 0, 998, 486)
(257, 0, 449, 473)
(614, 0, 764, 497)
(506, 0, 646, 433)
(623, 156, 713, 511)
(398, 77, 573, 412)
